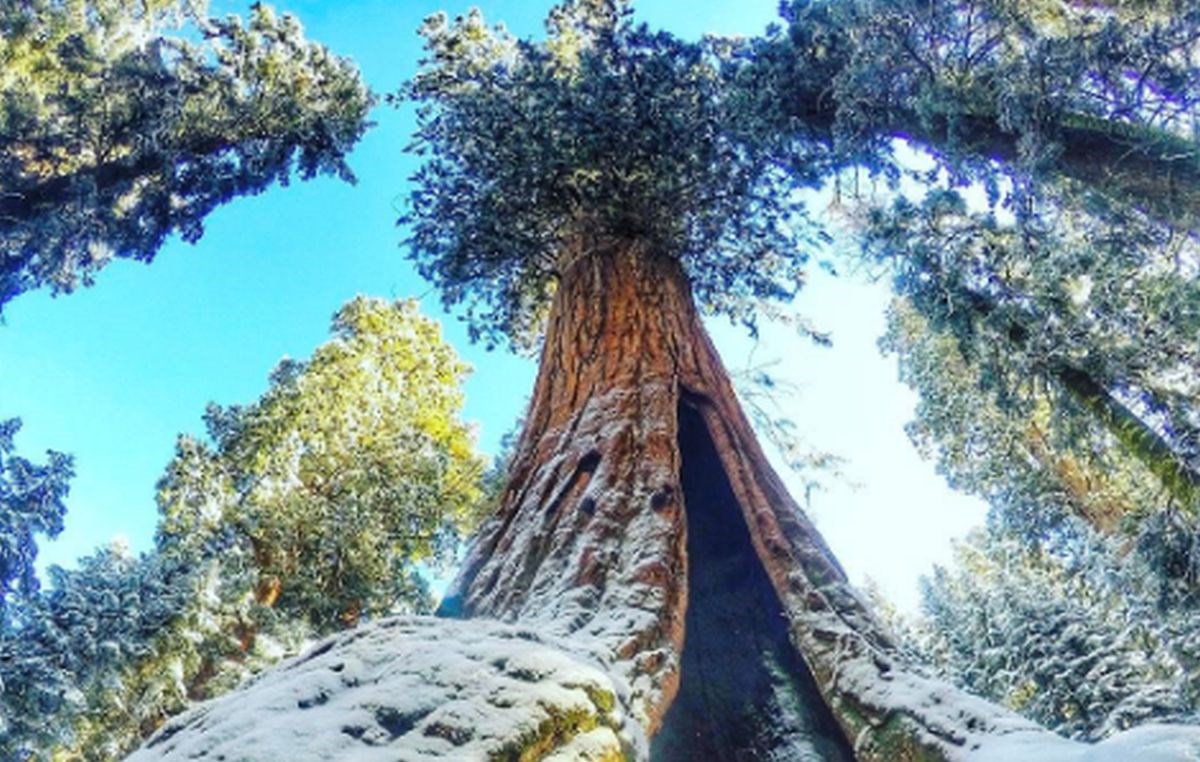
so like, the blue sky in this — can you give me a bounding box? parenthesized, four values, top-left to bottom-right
(0, 0, 986, 612)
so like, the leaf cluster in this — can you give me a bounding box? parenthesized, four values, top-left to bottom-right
(0, 544, 193, 760)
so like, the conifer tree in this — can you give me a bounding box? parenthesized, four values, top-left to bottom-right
(0, 418, 73, 623)
(403, 1, 1107, 757)
(0, 0, 371, 310)
(918, 526, 1196, 740)
(0, 298, 485, 761)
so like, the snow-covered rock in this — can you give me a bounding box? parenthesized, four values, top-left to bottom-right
(127, 616, 640, 761)
(125, 613, 1200, 761)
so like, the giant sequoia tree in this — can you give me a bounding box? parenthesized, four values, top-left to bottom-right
(400, 1, 1129, 759)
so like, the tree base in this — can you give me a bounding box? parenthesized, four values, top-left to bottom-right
(125, 614, 1200, 761)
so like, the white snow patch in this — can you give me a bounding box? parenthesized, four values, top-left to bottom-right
(126, 616, 638, 761)
(972, 723, 1200, 762)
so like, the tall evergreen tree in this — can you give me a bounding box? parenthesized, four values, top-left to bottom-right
(157, 296, 486, 632)
(0, 544, 192, 761)
(917, 526, 1198, 740)
(403, 1, 1107, 757)
(0, 0, 371, 311)
(750, 0, 1200, 517)
(1, 298, 486, 761)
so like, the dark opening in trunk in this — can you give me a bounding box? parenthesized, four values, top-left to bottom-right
(650, 399, 854, 761)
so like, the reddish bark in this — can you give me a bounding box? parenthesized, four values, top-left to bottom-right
(442, 237, 1058, 759)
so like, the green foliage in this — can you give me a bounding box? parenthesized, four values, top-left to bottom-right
(0, 0, 372, 311)
(763, 2, 1200, 520)
(0, 418, 73, 623)
(882, 298, 1165, 540)
(402, 0, 822, 349)
(158, 296, 485, 630)
(760, 0, 1200, 211)
(0, 298, 485, 761)
(846, 16, 1200, 713)
(867, 189, 1199, 494)
(744, 2, 1200, 523)
(870, 181, 1199, 564)
(917, 525, 1198, 740)
(885, 289, 1200, 741)
(0, 543, 193, 761)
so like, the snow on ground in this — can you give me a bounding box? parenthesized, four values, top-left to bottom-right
(125, 614, 1200, 761)
(126, 616, 641, 761)
(835, 655, 1200, 761)
(974, 723, 1200, 762)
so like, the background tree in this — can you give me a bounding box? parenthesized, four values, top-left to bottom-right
(741, 1, 1200, 739)
(878, 264, 1200, 741)
(917, 525, 1200, 740)
(865, 190, 1198, 523)
(1, 2, 373, 755)
(747, 0, 1200, 521)
(0, 418, 73, 623)
(880, 292, 1182, 550)
(753, 0, 1200, 226)
(157, 296, 485, 631)
(0, 0, 372, 311)
(0, 297, 486, 762)
(0, 544, 191, 761)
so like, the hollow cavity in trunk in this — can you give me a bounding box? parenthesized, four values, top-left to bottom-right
(650, 400, 853, 761)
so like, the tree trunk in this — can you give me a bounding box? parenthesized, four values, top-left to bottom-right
(441, 237, 1059, 760)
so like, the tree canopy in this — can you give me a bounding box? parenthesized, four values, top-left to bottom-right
(757, 0, 1200, 225)
(403, 0, 822, 348)
(718, 0, 1200, 561)
(835, 1, 1200, 611)
(789, 2, 1200, 738)
(0, 0, 372, 311)
(157, 296, 485, 630)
